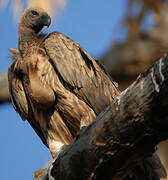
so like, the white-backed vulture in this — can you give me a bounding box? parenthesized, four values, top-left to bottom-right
(8, 7, 166, 180)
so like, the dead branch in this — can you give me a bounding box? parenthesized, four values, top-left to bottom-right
(36, 53, 168, 180)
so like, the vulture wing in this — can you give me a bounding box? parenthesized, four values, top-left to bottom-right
(8, 59, 28, 120)
(8, 58, 48, 147)
(44, 32, 120, 115)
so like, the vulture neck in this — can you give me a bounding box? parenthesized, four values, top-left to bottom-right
(18, 26, 39, 57)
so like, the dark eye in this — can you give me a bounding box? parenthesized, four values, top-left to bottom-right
(31, 10, 39, 16)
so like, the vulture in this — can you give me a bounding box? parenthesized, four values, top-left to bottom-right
(8, 7, 166, 180)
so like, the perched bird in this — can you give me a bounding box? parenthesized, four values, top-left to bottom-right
(8, 7, 166, 180)
(8, 7, 119, 158)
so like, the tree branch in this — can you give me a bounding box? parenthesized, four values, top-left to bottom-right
(36, 53, 168, 180)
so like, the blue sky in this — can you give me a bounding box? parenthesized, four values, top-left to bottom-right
(0, 1, 125, 179)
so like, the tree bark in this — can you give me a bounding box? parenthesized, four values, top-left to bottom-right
(35, 53, 168, 180)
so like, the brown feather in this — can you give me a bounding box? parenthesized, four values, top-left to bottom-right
(8, 7, 119, 158)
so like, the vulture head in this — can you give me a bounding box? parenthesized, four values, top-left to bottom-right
(19, 7, 51, 33)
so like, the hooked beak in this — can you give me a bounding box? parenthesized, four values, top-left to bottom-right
(41, 14, 51, 28)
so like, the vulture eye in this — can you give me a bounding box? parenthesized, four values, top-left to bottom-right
(31, 10, 39, 16)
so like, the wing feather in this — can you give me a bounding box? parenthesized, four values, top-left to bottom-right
(8, 60, 28, 120)
(8, 59, 48, 147)
(44, 32, 120, 114)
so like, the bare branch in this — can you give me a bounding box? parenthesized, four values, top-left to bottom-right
(35, 53, 168, 180)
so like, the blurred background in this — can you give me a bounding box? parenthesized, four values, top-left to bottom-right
(0, 0, 168, 179)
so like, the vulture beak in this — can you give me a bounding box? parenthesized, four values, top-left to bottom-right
(41, 14, 51, 28)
